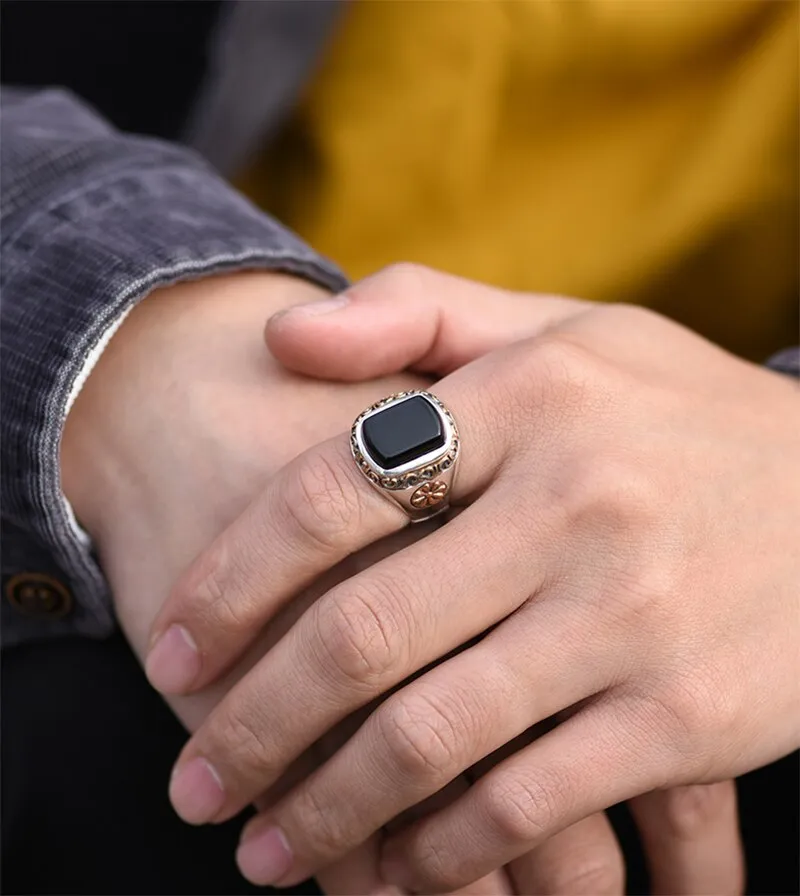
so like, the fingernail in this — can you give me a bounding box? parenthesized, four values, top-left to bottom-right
(237, 825, 293, 885)
(169, 757, 226, 824)
(146, 624, 200, 693)
(285, 295, 350, 317)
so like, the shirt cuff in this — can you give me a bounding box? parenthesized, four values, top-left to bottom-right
(2, 167, 346, 648)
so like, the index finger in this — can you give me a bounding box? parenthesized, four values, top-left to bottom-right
(145, 368, 508, 696)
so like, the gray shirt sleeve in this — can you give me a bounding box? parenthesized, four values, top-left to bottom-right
(765, 347, 800, 380)
(1, 87, 347, 647)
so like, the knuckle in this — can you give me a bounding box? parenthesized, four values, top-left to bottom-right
(282, 449, 363, 552)
(289, 784, 351, 858)
(314, 581, 403, 688)
(377, 692, 462, 781)
(190, 538, 282, 640)
(659, 781, 737, 840)
(371, 261, 438, 298)
(174, 539, 254, 636)
(669, 674, 738, 745)
(497, 334, 606, 449)
(175, 538, 228, 612)
(604, 302, 665, 333)
(556, 457, 674, 630)
(659, 679, 715, 742)
(197, 570, 254, 636)
(564, 455, 661, 534)
(215, 702, 273, 772)
(480, 771, 565, 846)
(523, 333, 599, 407)
(543, 858, 624, 895)
(629, 672, 739, 767)
(410, 835, 465, 892)
(695, 671, 744, 743)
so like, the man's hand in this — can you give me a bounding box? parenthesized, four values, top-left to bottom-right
(147, 265, 800, 892)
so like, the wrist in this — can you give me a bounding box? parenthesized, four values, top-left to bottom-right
(60, 271, 329, 543)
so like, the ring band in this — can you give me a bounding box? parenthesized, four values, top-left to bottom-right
(350, 390, 460, 522)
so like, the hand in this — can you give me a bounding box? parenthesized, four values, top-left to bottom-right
(61, 271, 486, 895)
(266, 265, 752, 896)
(68, 270, 606, 896)
(150, 266, 797, 891)
(62, 269, 428, 703)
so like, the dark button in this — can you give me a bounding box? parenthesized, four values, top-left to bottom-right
(362, 395, 445, 469)
(5, 573, 73, 619)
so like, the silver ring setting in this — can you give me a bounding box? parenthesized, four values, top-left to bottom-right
(350, 390, 460, 522)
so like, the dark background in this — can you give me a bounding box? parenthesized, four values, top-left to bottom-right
(1, 0, 222, 139)
(2, 634, 798, 895)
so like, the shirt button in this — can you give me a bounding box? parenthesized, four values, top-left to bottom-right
(5, 573, 73, 619)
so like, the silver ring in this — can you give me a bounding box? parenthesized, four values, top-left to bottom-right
(350, 390, 460, 522)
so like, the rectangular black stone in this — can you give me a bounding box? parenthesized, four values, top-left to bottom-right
(362, 395, 445, 469)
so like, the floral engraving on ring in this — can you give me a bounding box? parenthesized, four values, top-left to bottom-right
(410, 480, 449, 508)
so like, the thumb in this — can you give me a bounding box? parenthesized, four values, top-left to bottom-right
(265, 264, 587, 381)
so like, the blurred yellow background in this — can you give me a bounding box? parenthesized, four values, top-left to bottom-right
(241, 0, 798, 361)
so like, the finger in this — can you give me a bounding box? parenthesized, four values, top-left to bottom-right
(167, 488, 559, 826)
(147, 352, 510, 696)
(229, 596, 616, 886)
(361, 776, 517, 896)
(257, 772, 516, 894)
(378, 697, 671, 894)
(316, 782, 515, 896)
(630, 781, 744, 895)
(320, 744, 515, 894)
(507, 813, 624, 895)
(318, 844, 513, 896)
(266, 262, 586, 381)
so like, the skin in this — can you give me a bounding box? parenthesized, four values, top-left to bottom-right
(145, 264, 800, 891)
(61, 270, 585, 895)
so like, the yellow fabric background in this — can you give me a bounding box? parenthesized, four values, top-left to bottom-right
(240, 0, 798, 360)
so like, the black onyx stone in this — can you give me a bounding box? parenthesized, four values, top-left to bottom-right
(362, 395, 445, 469)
